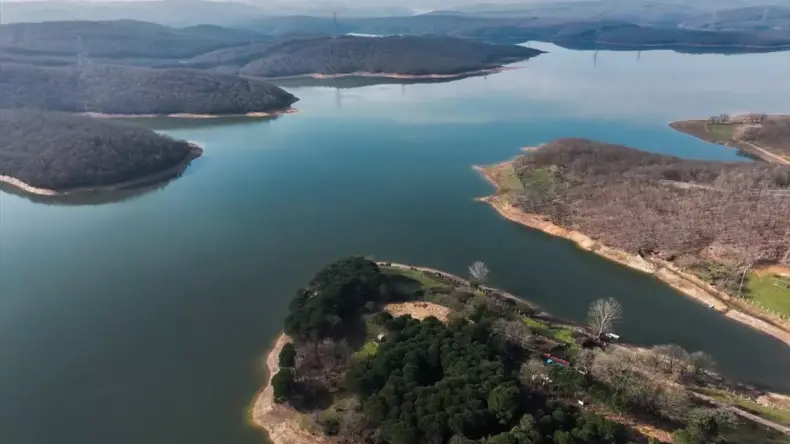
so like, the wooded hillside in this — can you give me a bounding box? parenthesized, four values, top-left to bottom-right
(0, 110, 196, 191)
(0, 63, 298, 114)
(511, 139, 790, 276)
(239, 35, 542, 78)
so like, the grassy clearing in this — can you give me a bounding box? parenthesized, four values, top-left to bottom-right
(746, 272, 790, 317)
(520, 166, 568, 194)
(721, 421, 790, 444)
(354, 340, 379, 358)
(705, 124, 735, 141)
(522, 316, 577, 350)
(484, 162, 523, 192)
(383, 267, 449, 290)
(698, 388, 790, 427)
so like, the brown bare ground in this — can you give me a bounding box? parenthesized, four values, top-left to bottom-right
(754, 266, 790, 278)
(384, 301, 451, 322)
(249, 334, 330, 444)
(475, 163, 790, 349)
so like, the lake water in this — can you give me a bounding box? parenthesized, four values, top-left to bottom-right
(1, 43, 790, 444)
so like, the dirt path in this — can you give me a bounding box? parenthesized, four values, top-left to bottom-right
(474, 165, 790, 349)
(380, 261, 546, 315)
(249, 334, 329, 444)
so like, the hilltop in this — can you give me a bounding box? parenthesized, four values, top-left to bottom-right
(0, 110, 201, 194)
(0, 63, 298, 115)
(238, 35, 543, 78)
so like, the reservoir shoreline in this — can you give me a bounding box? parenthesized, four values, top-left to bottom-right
(474, 162, 790, 349)
(82, 108, 298, 120)
(0, 144, 203, 197)
(264, 66, 520, 81)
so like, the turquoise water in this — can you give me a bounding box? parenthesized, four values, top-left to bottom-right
(1, 43, 789, 444)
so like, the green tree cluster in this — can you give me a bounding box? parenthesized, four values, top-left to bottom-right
(347, 316, 630, 444)
(284, 257, 384, 341)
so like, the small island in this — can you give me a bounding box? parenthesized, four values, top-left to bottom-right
(252, 258, 790, 444)
(0, 63, 298, 116)
(238, 36, 543, 79)
(670, 114, 790, 165)
(476, 139, 790, 349)
(0, 110, 202, 195)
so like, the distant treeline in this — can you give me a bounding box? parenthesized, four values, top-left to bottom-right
(239, 36, 542, 78)
(0, 110, 196, 191)
(0, 63, 298, 115)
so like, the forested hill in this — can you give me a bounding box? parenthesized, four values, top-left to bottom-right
(0, 110, 198, 191)
(0, 63, 298, 115)
(238, 36, 543, 78)
(0, 20, 262, 60)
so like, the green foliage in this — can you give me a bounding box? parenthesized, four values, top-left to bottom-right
(347, 316, 629, 444)
(371, 311, 394, 325)
(745, 272, 790, 317)
(488, 383, 521, 424)
(285, 257, 383, 341)
(271, 369, 294, 404)
(278, 343, 296, 368)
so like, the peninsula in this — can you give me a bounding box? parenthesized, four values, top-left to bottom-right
(0, 110, 201, 195)
(671, 114, 790, 165)
(238, 36, 543, 79)
(0, 63, 298, 116)
(252, 258, 790, 444)
(476, 139, 790, 348)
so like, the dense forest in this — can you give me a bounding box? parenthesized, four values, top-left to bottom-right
(269, 257, 747, 444)
(0, 20, 261, 60)
(510, 139, 790, 291)
(0, 63, 298, 115)
(0, 110, 197, 191)
(239, 35, 542, 78)
(245, 15, 790, 51)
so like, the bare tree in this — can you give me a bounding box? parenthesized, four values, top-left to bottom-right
(653, 344, 690, 375)
(689, 351, 716, 380)
(587, 297, 623, 338)
(469, 261, 489, 284)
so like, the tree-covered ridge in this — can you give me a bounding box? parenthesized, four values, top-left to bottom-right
(348, 316, 629, 444)
(0, 20, 259, 59)
(0, 63, 298, 115)
(0, 110, 197, 191)
(239, 36, 543, 78)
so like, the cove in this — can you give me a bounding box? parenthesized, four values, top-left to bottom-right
(1, 43, 789, 444)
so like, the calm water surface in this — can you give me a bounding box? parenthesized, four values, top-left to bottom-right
(2, 43, 790, 444)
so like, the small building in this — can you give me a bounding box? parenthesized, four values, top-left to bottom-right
(376, 333, 386, 342)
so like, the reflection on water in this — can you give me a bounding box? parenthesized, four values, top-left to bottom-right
(270, 71, 493, 89)
(0, 180, 172, 206)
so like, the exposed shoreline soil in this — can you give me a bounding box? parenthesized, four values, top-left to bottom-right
(249, 333, 329, 444)
(669, 120, 790, 165)
(0, 144, 203, 197)
(474, 162, 790, 349)
(82, 108, 298, 119)
(265, 66, 518, 81)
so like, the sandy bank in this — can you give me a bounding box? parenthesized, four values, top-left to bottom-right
(249, 333, 328, 444)
(475, 162, 790, 348)
(267, 66, 519, 81)
(0, 144, 203, 197)
(83, 108, 298, 119)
